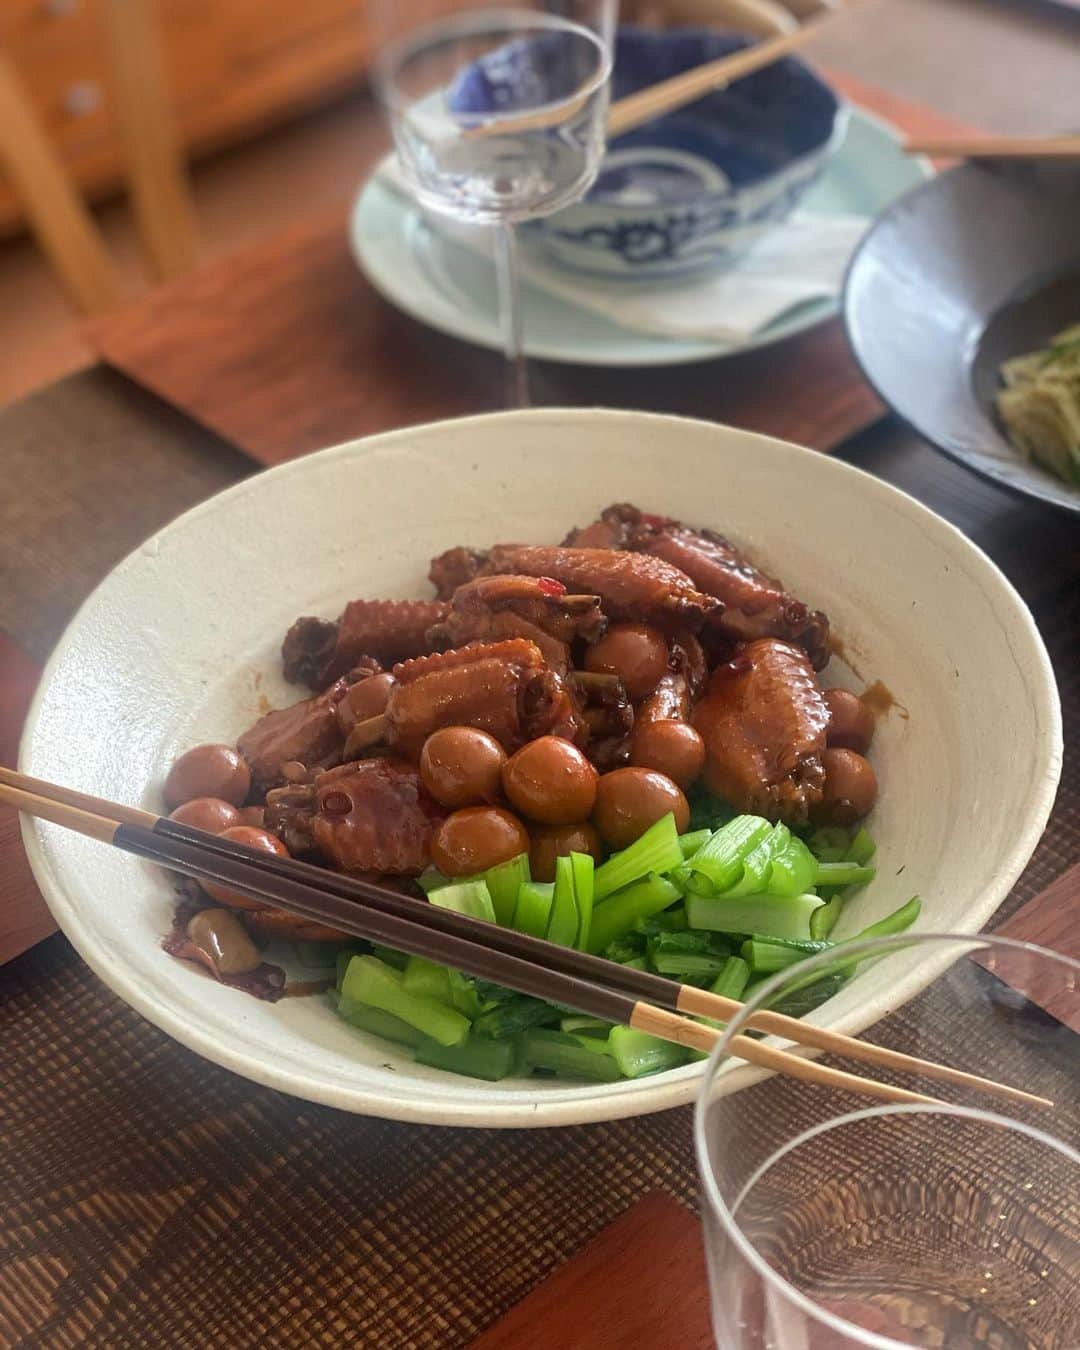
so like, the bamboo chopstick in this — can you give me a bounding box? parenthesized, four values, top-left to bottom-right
(2, 775, 939, 1105)
(902, 134, 1080, 160)
(2, 770, 1051, 1109)
(605, 10, 840, 140)
(462, 6, 847, 143)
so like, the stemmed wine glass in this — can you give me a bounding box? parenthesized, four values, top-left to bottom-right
(370, 1, 617, 406)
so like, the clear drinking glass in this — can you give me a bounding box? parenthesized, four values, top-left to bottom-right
(370, 1, 617, 406)
(695, 933, 1080, 1349)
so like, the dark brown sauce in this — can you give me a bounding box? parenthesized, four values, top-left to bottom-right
(827, 632, 865, 682)
(827, 636, 908, 723)
(163, 891, 287, 1002)
(285, 979, 334, 998)
(251, 668, 272, 718)
(861, 679, 909, 721)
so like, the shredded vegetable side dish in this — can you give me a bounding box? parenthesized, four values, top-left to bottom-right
(997, 323, 1080, 486)
(157, 503, 917, 1082)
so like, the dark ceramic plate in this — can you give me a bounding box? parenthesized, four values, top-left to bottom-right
(843, 161, 1080, 514)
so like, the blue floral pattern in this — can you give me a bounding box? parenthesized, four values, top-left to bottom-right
(546, 162, 827, 268)
(451, 25, 844, 279)
(534, 26, 842, 278)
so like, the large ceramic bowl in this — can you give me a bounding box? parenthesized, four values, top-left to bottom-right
(20, 410, 1061, 1127)
(533, 27, 845, 278)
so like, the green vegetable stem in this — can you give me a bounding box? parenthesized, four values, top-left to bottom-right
(593, 814, 683, 900)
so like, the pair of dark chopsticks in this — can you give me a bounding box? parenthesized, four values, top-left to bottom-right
(0, 766, 1051, 1109)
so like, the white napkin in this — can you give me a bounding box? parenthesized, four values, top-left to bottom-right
(374, 156, 867, 343)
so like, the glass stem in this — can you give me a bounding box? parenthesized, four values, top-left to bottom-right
(494, 221, 529, 407)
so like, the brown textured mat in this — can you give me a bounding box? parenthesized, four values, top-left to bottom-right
(0, 369, 248, 665)
(988, 862, 1080, 1033)
(3, 915, 1077, 1348)
(0, 370, 250, 966)
(0, 935, 700, 1349)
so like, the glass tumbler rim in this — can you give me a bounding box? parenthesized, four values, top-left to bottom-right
(693, 930, 1080, 1350)
(372, 4, 615, 122)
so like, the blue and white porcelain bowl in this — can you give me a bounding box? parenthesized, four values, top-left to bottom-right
(533, 27, 846, 279)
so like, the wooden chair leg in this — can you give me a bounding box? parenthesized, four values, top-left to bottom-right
(100, 0, 199, 281)
(0, 50, 123, 314)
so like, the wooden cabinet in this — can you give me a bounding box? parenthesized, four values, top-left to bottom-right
(0, 0, 373, 234)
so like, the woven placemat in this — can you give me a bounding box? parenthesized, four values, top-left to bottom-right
(0, 632, 52, 962)
(4, 910, 1078, 1348)
(0, 371, 248, 666)
(0, 933, 700, 1348)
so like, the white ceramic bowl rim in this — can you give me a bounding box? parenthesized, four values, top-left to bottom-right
(19, 410, 1063, 1127)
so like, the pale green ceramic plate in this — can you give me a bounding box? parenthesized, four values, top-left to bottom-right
(350, 107, 929, 367)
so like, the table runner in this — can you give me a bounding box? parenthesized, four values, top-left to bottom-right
(0, 371, 1076, 1344)
(85, 220, 884, 468)
(470, 1192, 713, 1349)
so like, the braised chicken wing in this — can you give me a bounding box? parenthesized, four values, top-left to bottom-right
(427, 574, 606, 673)
(482, 545, 719, 632)
(281, 616, 339, 688)
(237, 679, 352, 793)
(368, 639, 582, 759)
(571, 670, 635, 771)
(692, 638, 828, 825)
(265, 759, 442, 874)
(636, 671, 690, 724)
(429, 545, 487, 600)
(283, 599, 447, 689)
(569, 504, 830, 669)
(670, 629, 708, 697)
(561, 509, 635, 550)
